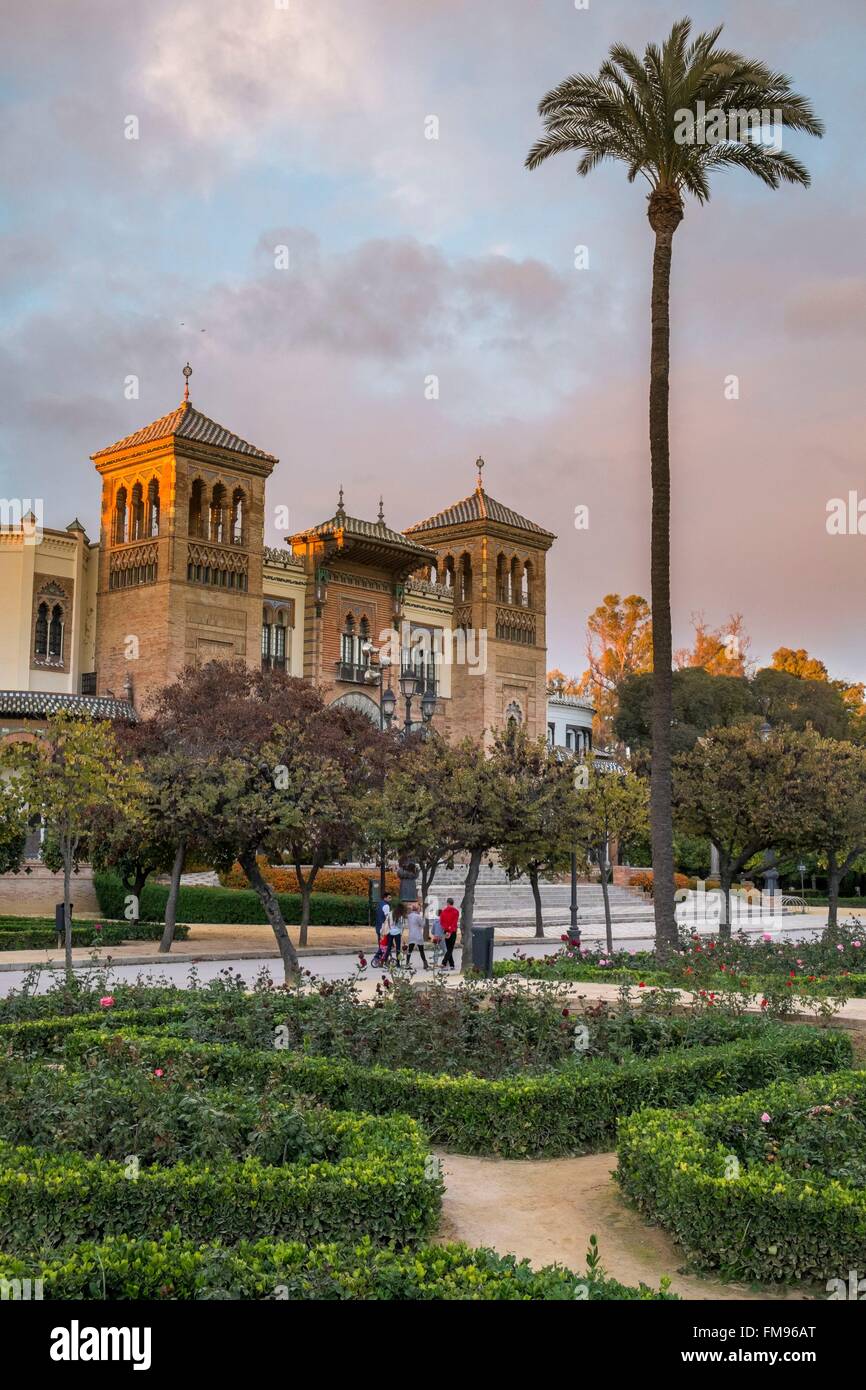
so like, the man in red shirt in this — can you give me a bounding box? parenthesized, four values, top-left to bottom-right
(439, 898, 460, 970)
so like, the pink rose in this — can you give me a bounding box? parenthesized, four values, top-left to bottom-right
(153, 1068, 164, 1078)
(761, 1112, 771, 1124)
(853, 941, 862, 949)
(762, 933, 772, 943)
(99, 996, 115, 1008)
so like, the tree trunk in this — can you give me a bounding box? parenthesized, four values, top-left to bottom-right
(598, 845, 613, 955)
(647, 194, 682, 963)
(826, 852, 841, 931)
(63, 852, 73, 979)
(132, 868, 148, 924)
(459, 849, 483, 974)
(241, 848, 300, 981)
(159, 841, 185, 953)
(718, 859, 734, 940)
(295, 862, 319, 948)
(528, 864, 544, 938)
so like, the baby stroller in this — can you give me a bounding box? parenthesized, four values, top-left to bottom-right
(371, 932, 390, 968)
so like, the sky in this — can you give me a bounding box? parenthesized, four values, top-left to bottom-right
(1, 0, 864, 681)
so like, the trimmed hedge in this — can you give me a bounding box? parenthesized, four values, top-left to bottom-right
(0, 1098, 440, 1252)
(0, 1232, 677, 1300)
(55, 1021, 853, 1158)
(94, 873, 369, 925)
(617, 1070, 866, 1284)
(220, 860, 401, 898)
(493, 958, 866, 998)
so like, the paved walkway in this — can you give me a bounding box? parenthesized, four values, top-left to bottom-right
(437, 1151, 806, 1301)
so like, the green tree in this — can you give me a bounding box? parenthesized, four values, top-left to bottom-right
(571, 765, 649, 953)
(446, 737, 509, 973)
(0, 778, 28, 875)
(787, 736, 866, 929)
(615, 666, 754, 768)
(752, 667, 851, 739)
(673, 723, 806, 936)
(370, 733, 464, 919)
(527, 18, 821, 957)
(4, 714, 144, 975)
(494, 727, 576, 938)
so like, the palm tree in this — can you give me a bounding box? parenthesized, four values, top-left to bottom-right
(526, 17, 822, 958)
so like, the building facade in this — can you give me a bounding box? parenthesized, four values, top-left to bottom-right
(1, 385, 556, 745)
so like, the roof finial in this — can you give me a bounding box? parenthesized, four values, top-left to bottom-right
(182, 362, 192, 404)
(336, 485, 345, 519)
(377, 496, 385, 524)
(475, 456, 485, 491)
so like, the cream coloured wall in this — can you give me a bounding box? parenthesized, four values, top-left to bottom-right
(0, 525, 92, 692)
(262, 561, 306, 678)
(402, 590, 453, 700)
(0, 529, 37, 688)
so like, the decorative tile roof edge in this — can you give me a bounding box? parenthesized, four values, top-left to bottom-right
(263, 546, 305, 570)
(0, 692, 137, 722)
(547, 691, 595, 711)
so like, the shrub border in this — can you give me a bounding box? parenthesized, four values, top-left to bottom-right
(45, 1019, 853, 1158)
(616, 1069, 866, 1283)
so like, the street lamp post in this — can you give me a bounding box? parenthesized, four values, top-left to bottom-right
(362, 642, 391, 900)
(363, 645, 436, 904)
(758, 713, 780, 914)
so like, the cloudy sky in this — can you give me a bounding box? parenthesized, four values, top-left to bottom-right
(2, 0, 864, 681)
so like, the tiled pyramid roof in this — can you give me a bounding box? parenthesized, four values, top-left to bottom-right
(405, 487, 555, 539)
(0, 691, 137, 721)
(92, 402, 277, 463)
(306, 511, 432, 556)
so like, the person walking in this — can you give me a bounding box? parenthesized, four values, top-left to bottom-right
(374, 890, 392, 947)
(429, 908, 444, 967)
(405, 902, 428, 969)
(439, 897, 459, 970)
(384, 900, 405, 965)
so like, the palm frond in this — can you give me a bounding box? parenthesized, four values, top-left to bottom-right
(526, 17, 821, 202)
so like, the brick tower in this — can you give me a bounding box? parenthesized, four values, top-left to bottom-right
(91, 367, 277, 710)
(404, 459, 555, 742)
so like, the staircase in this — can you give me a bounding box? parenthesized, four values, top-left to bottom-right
(426, 877, 654, 932)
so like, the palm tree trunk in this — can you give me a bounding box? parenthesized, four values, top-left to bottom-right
(647, 191, 683, 963)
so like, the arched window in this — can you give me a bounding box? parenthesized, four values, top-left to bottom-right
(114, 486, 128, 544)
(505, 700, 523, 728)
(496, 553, 507, 603)
(131, 483, 144, 541)
(48, 604, 64, 659)
(147, 479, 160, 537)
(510, 557, 521, 606)
(273, 609, 287, 670)
(231, 488, 245, 545)
(341, 613, 357, 668)
(34, 602, 48, 657)
(188, 479, 204, 538)
(262, 606, 290, 671)
(443, 556, 455, 590)
(210, 484, 227, 543)
(459, 552, 472, 602)
(522, 560, 532, 608)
